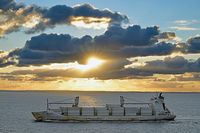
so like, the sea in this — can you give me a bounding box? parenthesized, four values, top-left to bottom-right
(0, 91, 200, 133)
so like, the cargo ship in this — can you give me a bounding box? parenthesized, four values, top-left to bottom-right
(32, 93, 176, 122)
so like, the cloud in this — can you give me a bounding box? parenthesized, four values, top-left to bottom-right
(119, 42, 175, 58)
(0, 4, 46, 37)
(155, 32, 175, 40)
(132, 56, 200, 75)
(10, 55, 199, 80)
(1, 1, 200, 81)
(27, 4, 129, 33)
(2, 22, 200, 80)
(170, 26, 199, 31)
(173, 20, 198, 26)
(4, 58, 129, 80)
(170, 73, 200, 81)
(0, 49, 20, 67)
(187, 36, 200, 53)
(0, 25, 179, 67)
(0, 0, 24, 11)
(17, 33, 94, 65)
(0, 1, 128, 37)
(170, 19, 199, 32)
(94, 25, 159, 46)
(1, 54, 200, 80)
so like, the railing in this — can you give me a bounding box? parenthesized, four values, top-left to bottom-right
(48, 102, 74, 105)
(124, 102, 151, 105)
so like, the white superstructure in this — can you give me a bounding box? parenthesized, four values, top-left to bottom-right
(32, 93, 176, 122)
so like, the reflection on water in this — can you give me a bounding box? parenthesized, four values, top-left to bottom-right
(80, 95, 98, 106)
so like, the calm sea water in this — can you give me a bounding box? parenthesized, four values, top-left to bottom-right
(0, 91, 200, 133)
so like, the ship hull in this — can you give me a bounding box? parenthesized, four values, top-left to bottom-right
(32, 111, 176, 122)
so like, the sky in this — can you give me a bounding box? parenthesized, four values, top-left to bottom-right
(0, 0, 200, 91)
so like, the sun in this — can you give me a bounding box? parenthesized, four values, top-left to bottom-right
(76, 57, 105, 71)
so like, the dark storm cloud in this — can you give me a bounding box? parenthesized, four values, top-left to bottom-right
(73, 4, 127, 23)
(173, 36, 200, 54)
(17, 34, 93, 66)
(119, 42, 175, 57)
(187, 36, 200, 53)
(0, 0, 24, 11)
(0, 1, 128, 36)
(26, 4, 129, 33)
(0, 25, 179, 66)
(94, 25, 159, 46)
(45, 4, 128, 25)
(132, 56, 200, 75)
(0, 33, 93, 66)
(93, 25, 176, 59)
(24, 33, 92, 51)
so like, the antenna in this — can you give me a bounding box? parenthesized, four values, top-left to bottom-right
(47, 98, 49, 110)
(120, 96, 124, 107)
(73, 96, 79, 107)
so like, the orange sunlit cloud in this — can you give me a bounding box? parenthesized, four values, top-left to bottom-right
(1, 54, 200, 92)
(75, 57, 105, 71)
(70, 16, 111, 29)
(1, 77, 200, 92)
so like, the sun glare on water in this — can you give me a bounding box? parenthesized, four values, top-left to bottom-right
(76, 57, 105, 71)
